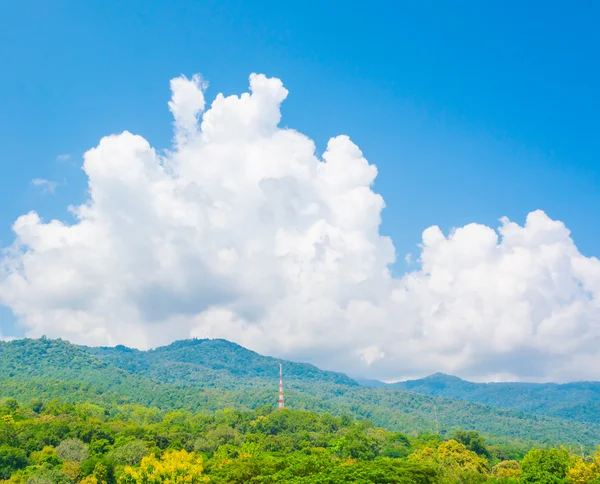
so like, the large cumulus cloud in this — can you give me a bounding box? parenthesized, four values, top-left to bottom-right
(1, 72, 599, 382)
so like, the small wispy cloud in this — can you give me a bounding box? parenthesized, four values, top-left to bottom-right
(31, 178, 58, 194)
(56, 154, 71, 162)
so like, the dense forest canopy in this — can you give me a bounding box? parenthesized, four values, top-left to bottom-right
(0, 397, 599, 483)
(1, 337, 600, 482)
(1, 338, 600, 448)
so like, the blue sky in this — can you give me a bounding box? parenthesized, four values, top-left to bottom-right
(1, 1, 599, 354)
(2, 1, 599, 254)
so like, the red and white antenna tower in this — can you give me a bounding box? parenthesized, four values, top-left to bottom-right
(278, 363, 284, 410)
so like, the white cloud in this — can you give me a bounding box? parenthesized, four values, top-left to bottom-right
(360, 345, 386, 366)
(31, 178, 58, 194)
(2, 72, 600, 382)
(57, 154, 71, 162)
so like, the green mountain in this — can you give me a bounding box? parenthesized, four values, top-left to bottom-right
(86, 338, 357, 387)
(1, 337, 600, 447)
(359, 373, 600, 425)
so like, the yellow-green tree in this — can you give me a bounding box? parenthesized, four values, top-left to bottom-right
(492, 460, 521, 480)
(408, 439, 489, 482)
(437, 440, 489, 474)
(118, 449, 209, 484)
(568, 455, 600, 484)
(408, 446, 436, 463)
(80, 463, 109, 484)
(80, 476, 100, 484)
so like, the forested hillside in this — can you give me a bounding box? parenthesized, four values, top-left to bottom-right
(86, 338, 357, 387)
(3, 398, 599, 483)
(361, 373, 600, 425)
(1, 338, 600, 448)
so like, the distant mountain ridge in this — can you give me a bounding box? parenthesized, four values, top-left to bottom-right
(359, 372, 600, 424)
(86, 338, 357, 387)
(1, 337, 600, 447)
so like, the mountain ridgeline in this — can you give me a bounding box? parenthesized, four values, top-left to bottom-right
(359, 372, 600, 425)
(1, 337, 600, 448)
(87, 338, 357, 387)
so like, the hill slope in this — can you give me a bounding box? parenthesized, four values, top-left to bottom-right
(1, 338, 599, 447)
(86, 338, 357, 387)
(362, 373, 600, 425)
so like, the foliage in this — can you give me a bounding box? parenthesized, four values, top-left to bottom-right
(0, 445, 27, 479)
(491, 460, 521, 480)
(119, 449, 208, 483)
(437, 440, 489, 474)
(567, 454, 600, 484)
(386, 373, 600, 425)
(56, 439, 89, 463)
(0, 337, 599, 448)
(108, 441, 148, 467)
(453, 430, 491, 458)
(520, 448, 570, 484)
(0, 397, 598, 483)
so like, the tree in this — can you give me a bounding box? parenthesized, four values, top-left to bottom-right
(275, 457, 439, 484)
(62, 461, 82, 482)
(381, 432, 412, 458)
(492, 459, 521, 480)
(207, 443, 280, 484)
(29, 446, 62, 467)
(0, 445, 28, 479)
(81, 476, 100, 484)
(452, 430, 490, 458)
(333, 428, 380, 460)
(0, 414, 17, 446)
(408, 446, 436, 464)
(118, 449, 209, 483)
(109, 440, 149, 466)
(437, 440, 489, 474)
(30, 398, 45, 414)
(23, 469, 73, 484)
(568, 456, 600, 484)
(92, 462, 108, 484)
(194, 425, 238, 453)
(521, 448, 570, 484)
(56, 439, 89, 463)
(2, 398, 20, 415)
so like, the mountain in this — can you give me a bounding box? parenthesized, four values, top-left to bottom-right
(1, 337, 600, 447)
(361, 372, 600, 425)
(86, 338, 357, 387)
(354, 378, 391, 388)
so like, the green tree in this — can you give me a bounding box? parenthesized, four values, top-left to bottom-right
(29, 446, 62, 467)
(23, 468, 73, 484)
(333, 428, 380, 460)
(194, 425, 238, 453)
(0, 445, 28, 479)
(109, 440, 149, 466)
(521, 448, 570, 484)
(452, 430, 490, 458)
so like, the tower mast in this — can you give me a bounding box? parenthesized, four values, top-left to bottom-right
(278, 363, 284, 410)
